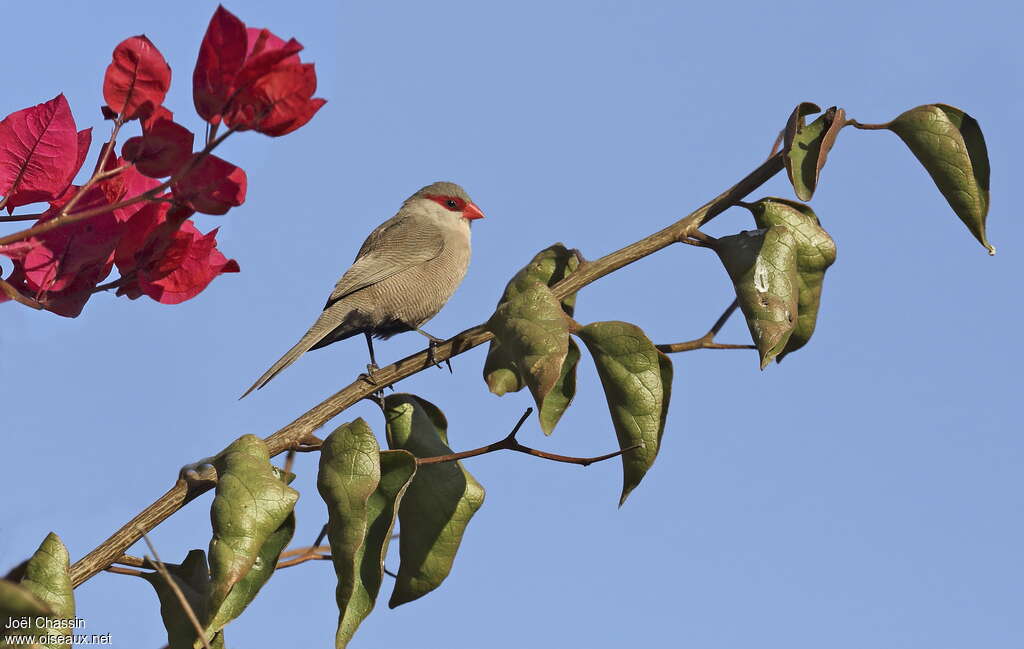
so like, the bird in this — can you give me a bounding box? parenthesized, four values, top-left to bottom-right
(241, 181, 484, 398)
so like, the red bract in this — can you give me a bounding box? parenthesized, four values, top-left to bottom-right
(0, 193, 122, 317)
(171, 153, 247, 215)
(103, 35, 172, 120)
(122, 118, 195, 178)
(0, 95, 87, 210)
(192, 5, 325, 136)
(114, 202, 239, 304)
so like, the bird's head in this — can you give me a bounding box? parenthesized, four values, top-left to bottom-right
(406, 181, 485, 225)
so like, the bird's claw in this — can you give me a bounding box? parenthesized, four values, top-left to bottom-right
(425, 339, 453, 373)
(359, 363, 393, 396)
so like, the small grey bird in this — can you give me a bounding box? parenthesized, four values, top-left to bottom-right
(241, 181, 484, 398)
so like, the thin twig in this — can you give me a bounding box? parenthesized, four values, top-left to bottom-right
(845, 119, 888, 130)
(0, 213, 41, 222)
(417, 408, 640, 467)
(141, 532, 213, 649)
(0, 277, 42, 309)
(0, 127, 237, 247)
(68, 151, 786, 588)
(283, 449, 296, 475)
(104, 565, 145, 577)
(276, 553, 332, 569)
(656, 299, 756, 354)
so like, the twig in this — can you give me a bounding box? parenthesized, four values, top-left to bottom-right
(0, 277, 42, 309)
(283, 449, 296, 475)
(141, 532, 213, 649)
(0, 213, 42, 222)
(276, 552, 332, 569)
(104, 565, 145, 577)
(92, 277, 128, 293)
(845, 119, 888, 130)
(656, 299, 757, 354)
(68, 151, 785, 588)
(417, 408, 639, 467)
(0, 127, 237, 247)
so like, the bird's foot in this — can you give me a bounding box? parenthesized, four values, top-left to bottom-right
(425, 339, 453, 373)
(359, 363, 394, 396)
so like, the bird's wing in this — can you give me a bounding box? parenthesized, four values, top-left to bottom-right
(324, 214, 446, 308)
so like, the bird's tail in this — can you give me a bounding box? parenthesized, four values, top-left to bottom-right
(240, 329, 325, 399)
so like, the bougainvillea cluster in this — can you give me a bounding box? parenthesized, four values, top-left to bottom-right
(0, 5, 324, 317)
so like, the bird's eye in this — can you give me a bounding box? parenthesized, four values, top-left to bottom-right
(446, 199, 458, 209)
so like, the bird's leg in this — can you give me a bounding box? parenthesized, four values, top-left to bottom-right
(358, 332, 392, 394)
(415, 328, 453, 373)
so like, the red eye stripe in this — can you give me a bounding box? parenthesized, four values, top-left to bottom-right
(425, 194, 466, 211)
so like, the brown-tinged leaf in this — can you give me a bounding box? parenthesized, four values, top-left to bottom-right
(713, 226, 800, 368)
(383, 394, 484, 607)
(577, 322, 673, 506)
(538, 338, 581, 435)
(783, 103, 846, 201)
(207, 435, 298, 629)
(483, 244, 581, 398)
(886, 104, 993, 253)
(746, 198, 837, 361)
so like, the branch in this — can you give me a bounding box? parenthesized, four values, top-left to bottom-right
(656, 299, 757, 353)
(0, 127, 236, 247)
(418, 408, 638, 467)
(68, 151, 785, 588)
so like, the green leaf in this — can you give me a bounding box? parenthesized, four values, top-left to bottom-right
(207, 435, 298, 631)
(318, 420, 416, 648)
(383, 394, 485, 607)
(886, 104, 993, 254)
(205, 489, 295, 636)
(713, 226, 800, 368)
(0, 579, 53, 631)
(138, 549, 223, 649)
(483, 244, 581, 397)
(783, 103, 846, 201)
(746, 198, 837, 361)
(10, 533, 74, 647)
(538, 338, 581, 435)
(577, 322, 674, 506)
(486, 280, 571, 414)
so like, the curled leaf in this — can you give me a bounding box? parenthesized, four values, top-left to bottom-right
(746, 198, 837, 361)
(783, 103, 846, 201)
(886, 104, 993, 253)
(486, 280, 571, 418)
(483, 243, 581, 399)
(383, 394, 485, 608)
(319, 421, 417, 648)
(577, 322, 673, 506)
(207, 434, 298, 630)
(713, 226, 800, 368)
(538, 338, 581, 435)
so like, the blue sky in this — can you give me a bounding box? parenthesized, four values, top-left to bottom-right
(3, 1, 1021, 647)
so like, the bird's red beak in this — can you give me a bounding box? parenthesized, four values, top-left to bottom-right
(462, 202, 485, 221)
